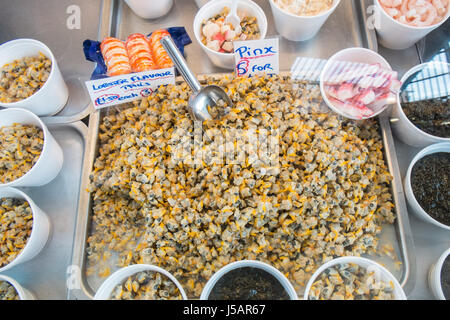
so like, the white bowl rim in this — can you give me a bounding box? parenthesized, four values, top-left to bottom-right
(375, 0, 450, 31)
(404, 142, 450, 231)
(431, 248, 450, 300)
(94, 263, 188, 300)
(0, 108, 50, 187)
(395, 61, 450, 142)
(0, 38, 57, 106)
(304, 256, 407, 300)
(200, 259, 298, 300)
(194, 0, 268, 57)
(0, 274, 30, 300)
(319, 47, 393, 120)
(269, 0, 341, 19)
(0, 187, 44, 273)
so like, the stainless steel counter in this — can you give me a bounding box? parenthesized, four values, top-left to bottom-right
(0, 0, 108, 123)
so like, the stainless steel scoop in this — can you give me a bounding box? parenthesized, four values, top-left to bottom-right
(160, 36, 233, 122)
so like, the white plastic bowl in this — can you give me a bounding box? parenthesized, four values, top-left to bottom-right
(304, 256, 406, 300)
(0, 108, 64, 187)
(319, 47, 393, 120)
(0, 39, 69, 116)
(94, 264, 188, 300)
(193, 0, 268, 70)
(0, 274, 36, 300)
(374, 0, 450, 50)
(269, 0, 341, 42)
(124, 0, 174, 19)
(428, 248, 450, 300)
(195, 0, 211, 8)
(404, 142, 450, 231)
(200, 260, 298, 300)
(391, 62, 450, 148)
(0, 187, 51, 273)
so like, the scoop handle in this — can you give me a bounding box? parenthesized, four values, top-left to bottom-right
(160, 36, 202, 93)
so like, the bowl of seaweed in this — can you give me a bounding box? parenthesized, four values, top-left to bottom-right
(429, 248, 450, 300)
(200, 260, 298, 300)
(404, 142, 450, 230)
(392, 62, 450, 148)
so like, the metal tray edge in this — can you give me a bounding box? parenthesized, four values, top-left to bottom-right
(67, 110, 100, 300)
(379, 115, 417, 295)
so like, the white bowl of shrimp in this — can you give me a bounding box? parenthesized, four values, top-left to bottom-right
(375, 0, 450, 50)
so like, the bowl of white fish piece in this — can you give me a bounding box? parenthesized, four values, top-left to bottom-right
(94, 264, 188, 300)
(193, 0, 268, 69)
(0, 38, 68, 116)
(0, 187, 51, 273)
(269, 0, 341, 41)
(304, 256, 406, 300)
(0, 274, 36, 300)
(0, 108, 64, 187)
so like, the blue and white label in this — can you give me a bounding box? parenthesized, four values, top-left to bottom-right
(86, 67, 176, 109)
(234, 38, 279, 77)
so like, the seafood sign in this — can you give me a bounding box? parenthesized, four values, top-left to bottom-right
(85, 67, 175, 109)
(234, 38, 279, 77)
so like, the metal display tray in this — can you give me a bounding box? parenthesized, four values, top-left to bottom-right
(67, 0, 417, 300)
(68, 72, 416, 300)
(1, 122, 87, 299)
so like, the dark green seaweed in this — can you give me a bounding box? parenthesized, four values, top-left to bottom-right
(208, 267, 290, 300)
(441, 255, 450, 300)
(402, 98, 450, 138)
(411, 152, 450, 226)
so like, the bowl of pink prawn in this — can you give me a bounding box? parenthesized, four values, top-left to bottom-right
(319, 47, 400, 120)
(375, 0, 450, 50)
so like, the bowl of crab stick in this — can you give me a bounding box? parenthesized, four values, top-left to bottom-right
(320, 47, 401, 120)
(374, 0, 449, 50)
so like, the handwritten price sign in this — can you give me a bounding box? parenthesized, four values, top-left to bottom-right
(234, 38, 279, 77)
(85, 67, 175, 109)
